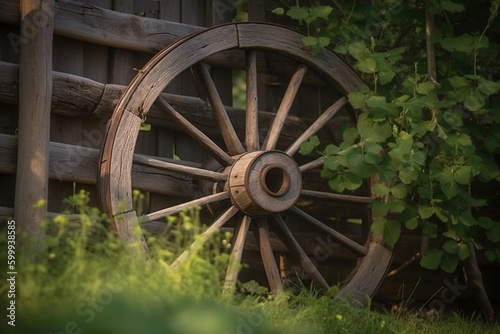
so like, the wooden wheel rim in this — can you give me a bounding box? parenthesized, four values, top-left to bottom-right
(98, 22, 393, 305)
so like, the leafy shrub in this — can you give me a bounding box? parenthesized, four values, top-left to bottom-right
(275, 0, 500, 271)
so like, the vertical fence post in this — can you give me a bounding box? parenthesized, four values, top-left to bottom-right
(15, 0, 54, 251)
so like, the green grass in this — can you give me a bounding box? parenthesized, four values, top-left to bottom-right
(1, 192, 498, 333)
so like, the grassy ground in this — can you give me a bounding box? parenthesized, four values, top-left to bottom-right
(1, 193, 498, 333)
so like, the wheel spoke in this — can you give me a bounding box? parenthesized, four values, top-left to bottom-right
(299, 157, 323, 172)
(155, 97, 234, 166)
(300, 189, 375, 204)
(289, 206, 368, 256)
(286, 97, 348, 156)
(254, 218, 283, 294)
(246, 49, 259, 151)
(133, 154, 227, 182)
(196, 62, 245, 155)
(171, 205, 239, 270)
(141, 192, 230, 223)
(271, 214, 329, 292)
(223, 215, 252, 295)
(263, 64, 308, 151)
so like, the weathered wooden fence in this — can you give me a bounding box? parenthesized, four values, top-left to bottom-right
(0, 0, 498, 304)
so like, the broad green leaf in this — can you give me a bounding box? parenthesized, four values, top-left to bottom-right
(391, 183, 408, 199)
(325, 144, 340, 156)
(364, 141, 382, 154)
(459, 211, 478, 226)
(302, 36, 318, 47)
(448, 75, 469, 89)
(419, 206, 435, 219)
(317, 36, 331, 47)
(422, 222, 439, 238)
(371, 216, 386, 235)
(440, 253, 459, 273)
(272, 7, 284, 15)
(478, 216, 495, 229)
(478, 77, 500, 95)
(443, 110, 463, 127)
(371, 217, 400, 247)
(399, 166, 419, 184)
(366, 95, 399, 119)
(473, 35, 489, 50)
(384, 219, 401, 246)
(299, 141, 316, 155)
(441, 1, 466, 12)
(464, 88, 485, 111)
(441, 181, 459, 199)
(357, 58, 377, 73)
(440, 34, 474, 53)
(344, 149, 364, 168)
(371, 201, 389, 216)
(348, 41, 371, 60)
(412, 151, 427, 166)
(348, 91, 367, 108)
(364, 152, 381, 165)
(454, 166, 472, 184)
(343, 172, 363, 190)
(434, 207, 449, 222)
(442, 240, 459, 254)
(420, 249, 444, 270)
(309, 135, 320, 146)
(388, 199, 406, 213)
(455, 133, 472, 146)
(372, 183, 390, 196)
(405, 217, 419, 230)
(287, 6, 308, 19)
(357, 113, 392, 142)
(343, 127, 359, 145)
(328, 175, 345, 193)
(323, 156, 339, 171)
(484, 250, 497, 262)
(457, 243, 470, 260)
(377, 165, 396, 183)
(416, 81, 436, 95)
(310, 5, 333, 19)
(487, 223, 500, 243)
(379, 69, 396, 85)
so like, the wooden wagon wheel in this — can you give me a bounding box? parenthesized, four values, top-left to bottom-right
(98, 22, 393, 305)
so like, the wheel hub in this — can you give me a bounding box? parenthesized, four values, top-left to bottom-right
(227, 151, 302, 216)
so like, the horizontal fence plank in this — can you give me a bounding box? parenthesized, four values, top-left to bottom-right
(0, 60, 319, 148)
(0, 133, 194, 198)
(1, 0, 200, 54)
(0, 1, 331, 85)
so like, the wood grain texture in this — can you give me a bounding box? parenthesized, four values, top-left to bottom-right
(0, 0, 201, 53)
(290, 206, 368, 256)
(236, 23, 363, 94)
(271, 214, 330, 292)
(15, 0, 54, 240)
(196, 62, 245, 155)
(155, 96, 234, 166)
(337, 233, 393, 304)
(141, 192, 230, 223)
(263, 64, 307, 151)
(286, 97, 348, 156)
(223, 214, 252, 295)
(245, 49, 259, 151)
(0, 60, 324, 148)
(255, 218, 283, 294)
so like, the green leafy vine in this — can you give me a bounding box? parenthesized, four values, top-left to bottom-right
(275, 0, 500, 272)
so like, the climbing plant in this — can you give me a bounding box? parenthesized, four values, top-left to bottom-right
(273, 0, 500, 274)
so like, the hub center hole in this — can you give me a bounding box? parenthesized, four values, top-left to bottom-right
(261, 166, 290, 197)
